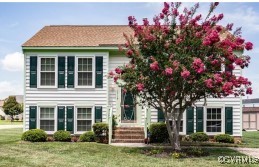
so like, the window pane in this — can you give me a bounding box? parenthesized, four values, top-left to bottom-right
(78, 72, 92, 86)
(40, 108, 54, 119)
(77, 120, 92, 131)
(77, 108, 91, 119)
(206, 121, 221, 132)
(40, 120, 55, 131)
(41, 72, 55, 86)
(41, 58, 55, 72)
(78, 58, 92, 72)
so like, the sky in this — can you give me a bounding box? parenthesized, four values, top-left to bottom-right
(0, 2, 258, 99)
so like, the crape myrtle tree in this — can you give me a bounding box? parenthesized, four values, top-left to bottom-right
(110, 2, 253, 150)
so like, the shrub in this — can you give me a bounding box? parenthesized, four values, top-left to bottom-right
(149, 123, 169, 143)
(53, 130, 71, 142)
(79, 131, 95, 142)
(190, 132, 209, 142)
(214, 134, 234, 143)
(21, 129, 47, 142)
(172, 152, 187, 159)
(93, 123, 108, 143)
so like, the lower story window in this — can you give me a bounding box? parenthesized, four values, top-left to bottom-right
(77, 108, 92, 131)
(40, 107, 55, 131)
(206, 108, 222, 132)
(169, 108, 183, 132)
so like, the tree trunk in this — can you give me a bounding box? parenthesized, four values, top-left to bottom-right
(164, 111, 181, 151)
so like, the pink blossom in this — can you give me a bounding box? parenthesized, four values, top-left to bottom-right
(236, 37, 245, 45)
(217, 13, 224, 21)
(127, 50, 133, 56)
(114, 76, 119, 83)
(136, 83, 144, 91)
(143, 18, 149, 26)
(214, 74, 223, 84)
(150, 61, 159, 71)
(125, 42, 129, 48)
(181, 69, 190, 79)
(165, 67, 173, 75)
(160, 13, 164, 19)
(211, 59, 219, 65)
(172, 9, 179, 16)
(245, 42, 253, 50)
(109, 71, 115, 76)
(246, 87, 252, 94)
(204, 79, 214, 88)
(172, 60, 180, 70)
(124, 105, 129, 108)
(176, 38, 183, 44)
(192, 58, 205, 74)
(115, 68, 122, 74)
(222, 82, 233, 94)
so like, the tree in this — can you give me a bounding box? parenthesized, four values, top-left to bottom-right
(2, 96, 23, 121)
(110, 2, 253, 150)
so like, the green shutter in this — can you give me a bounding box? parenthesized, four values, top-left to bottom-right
(29, 106, 37, 129)
(58, 57, 65, 88)
(67, 56, 75, 88)
(225, 107, 233, 135)
(95, 56, 103, 88)
(66, 106, 74, 133)
(186, 107, 194, 134)
(196, 107, 203, 132)
(57, 106, 65, 130)
(157, 109, 165, 122)
(95, 106, 102, 123)
(30, 56, 37, 88)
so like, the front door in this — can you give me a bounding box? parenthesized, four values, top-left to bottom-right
(121, 90, 136, 123)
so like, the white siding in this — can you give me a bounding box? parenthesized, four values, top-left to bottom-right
(24, 52, 109, 132)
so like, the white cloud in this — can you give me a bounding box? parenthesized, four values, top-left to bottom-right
(0, 52, 24, 72)
(0, 81, 23, 99)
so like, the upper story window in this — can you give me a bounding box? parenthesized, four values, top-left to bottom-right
(40, 58, 56, 86)
(76, 57, 94, 87)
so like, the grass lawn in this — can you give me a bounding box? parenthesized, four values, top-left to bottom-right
(0, 120, 23, 125)
(242, 131, 259, 148)
(0, 128, 253, 167)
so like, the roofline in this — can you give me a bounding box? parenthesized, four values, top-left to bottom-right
(22, 46, 120, 50)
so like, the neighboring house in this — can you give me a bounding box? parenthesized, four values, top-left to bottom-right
(22, 25, 242, 142)
(243, 98, 259, 130)
(243, 98, 259, 107)
(0, 95, 24, 120)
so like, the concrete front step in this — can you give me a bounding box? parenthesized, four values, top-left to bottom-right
(112, 139, 144, 143)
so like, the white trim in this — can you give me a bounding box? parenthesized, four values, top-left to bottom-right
(37, 105, 57, 134)
(74, 106, 94, 134)
(203, 104, 225, 135)
(37, 56, 58, 88)
(75, 55, 95, 88)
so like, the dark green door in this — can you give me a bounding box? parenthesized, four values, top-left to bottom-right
(121, 90, 135, 122)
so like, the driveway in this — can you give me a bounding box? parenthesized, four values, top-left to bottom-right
(232, 147, 259, 159)
(0, 125, 23, 129)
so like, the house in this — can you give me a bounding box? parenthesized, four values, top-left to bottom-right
(0, 95, 24, 120)
(243, 98, 259, 130)
(243, 98, 259, 107)
(22, 25, 242, 142)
